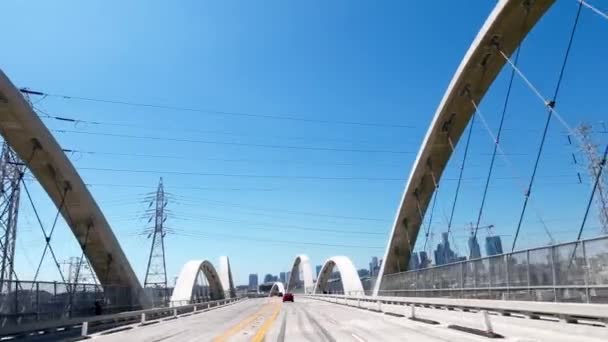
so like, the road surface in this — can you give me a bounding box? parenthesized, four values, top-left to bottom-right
(90, 297, 608, 341)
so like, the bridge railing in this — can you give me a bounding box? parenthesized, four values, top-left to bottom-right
(0, 296, 244, 340)
(306, 293, 608, 327)
(379, 235, 608, 304)
(0, 280, 141, 329)
(0, 279, 220, 329)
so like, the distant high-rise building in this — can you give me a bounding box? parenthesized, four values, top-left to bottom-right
(485, 236, 503, 256)
(434, 232, 457, 266)
(357, 268, 370, 278)
(248, 274, 258, 291)
(468, 234, 481, 260)
(263, 274, 276, 283)
(285, 271, 291, 285)
(315, 265, 322, 277)
(409, 252, 420, 270)
(369, 256, 380, 277)
(419, 251, 430, 269)
(279, 272, 286, 283)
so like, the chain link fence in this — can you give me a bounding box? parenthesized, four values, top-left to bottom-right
(0, 280, 143, 328)
(379, 236, 608, 303)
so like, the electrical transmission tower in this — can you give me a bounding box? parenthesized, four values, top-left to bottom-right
(143, 178, 169, 290)
(575, 124, 608, 234)
(0, 143, 25, 295)
(60, 257, 98, 284)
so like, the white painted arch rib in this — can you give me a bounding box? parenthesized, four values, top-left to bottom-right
(269, 282, 285, 296)
(0, 70, 143, 304)
(287, 254, 314, 294)
(170, 260, 225, 305)
(314, 256, 363, 294)
(218, 256, 235, 298)
(374, 0, 556, 296)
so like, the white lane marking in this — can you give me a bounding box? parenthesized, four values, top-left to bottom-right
(351, 333, 366, 342)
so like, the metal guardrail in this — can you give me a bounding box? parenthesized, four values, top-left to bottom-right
(379, 235, 608, 304)
(0, 297, 245, 340)
(306, 293, 608, 325)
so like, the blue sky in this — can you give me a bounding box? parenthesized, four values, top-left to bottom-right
(2, 0, 607, 285)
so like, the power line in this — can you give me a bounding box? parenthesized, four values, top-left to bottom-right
(78, 165, 580, 183)
(62, 148, 406, 167)
(163, 211, 385, 236)
(86, 182, 275, 192)
(56, 129, 560, 158)
(77, 166, 405, 181)
(35, 108, 395, 146)
(168, 195, 389, 222)
(21, 88, 415, 129)
(54, 129, 413, 154)
(134, 229, 385, 249)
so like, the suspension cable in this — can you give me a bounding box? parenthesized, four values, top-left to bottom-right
(446, 115, 476, 242)
(422, 189, 439, 253)
(473, 32, 524, 243)
(25, 182, 69, 284)
(578, 0, 608, 20)
(510, 1, 583, 251)
(471, 100, 554, 242)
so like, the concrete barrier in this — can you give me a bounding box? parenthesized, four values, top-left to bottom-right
(306, 294, 608, 325)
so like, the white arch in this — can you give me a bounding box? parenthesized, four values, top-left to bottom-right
(170, 260, 225, 305)
(269, 282, 285, 297)
(374, 0, 556, 296)
(218, 256, 235, 298)
(0, 70, 143, 303)
(287, 254, 314, 294)
(314, 256, 363, 295)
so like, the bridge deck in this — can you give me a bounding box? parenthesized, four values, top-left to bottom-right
(89, 297, 607, 342)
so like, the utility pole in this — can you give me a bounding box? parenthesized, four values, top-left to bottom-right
(144, 178, 169, 293)
(574, 124, 608, 234)
(0, 143, 25, 295)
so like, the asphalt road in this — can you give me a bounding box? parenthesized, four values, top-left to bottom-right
(90, 297, 608, 342)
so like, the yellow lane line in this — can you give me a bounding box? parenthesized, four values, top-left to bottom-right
(213, 301, 274, 342)
(251, 302, 282, 342)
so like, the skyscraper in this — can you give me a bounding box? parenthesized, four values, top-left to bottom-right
(434, 232, 457, 266)
(419, 251, 430, 268)
(279, 272, 286, 283)
(409, 252, 420, 270)
(263, 274, 277, 283)
(369, 256, 380, 277)
(485, 236, 503, 256)
(248, 274, 258, 291)
(315, 265, 322, 277)
(468, 234, 481, 259)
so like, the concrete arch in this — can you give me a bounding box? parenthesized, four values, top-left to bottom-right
(374, 0, 556, 296)
(0, 71, 143, 303)
(269, 282, 285, 297)
(314, 256, 363, 295)
(218, 256, 235, 298)
(287, 254, 314, 294)
(170, 260, 225, 305)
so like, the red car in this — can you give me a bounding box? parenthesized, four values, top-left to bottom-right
(282, 293, 294, 302)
